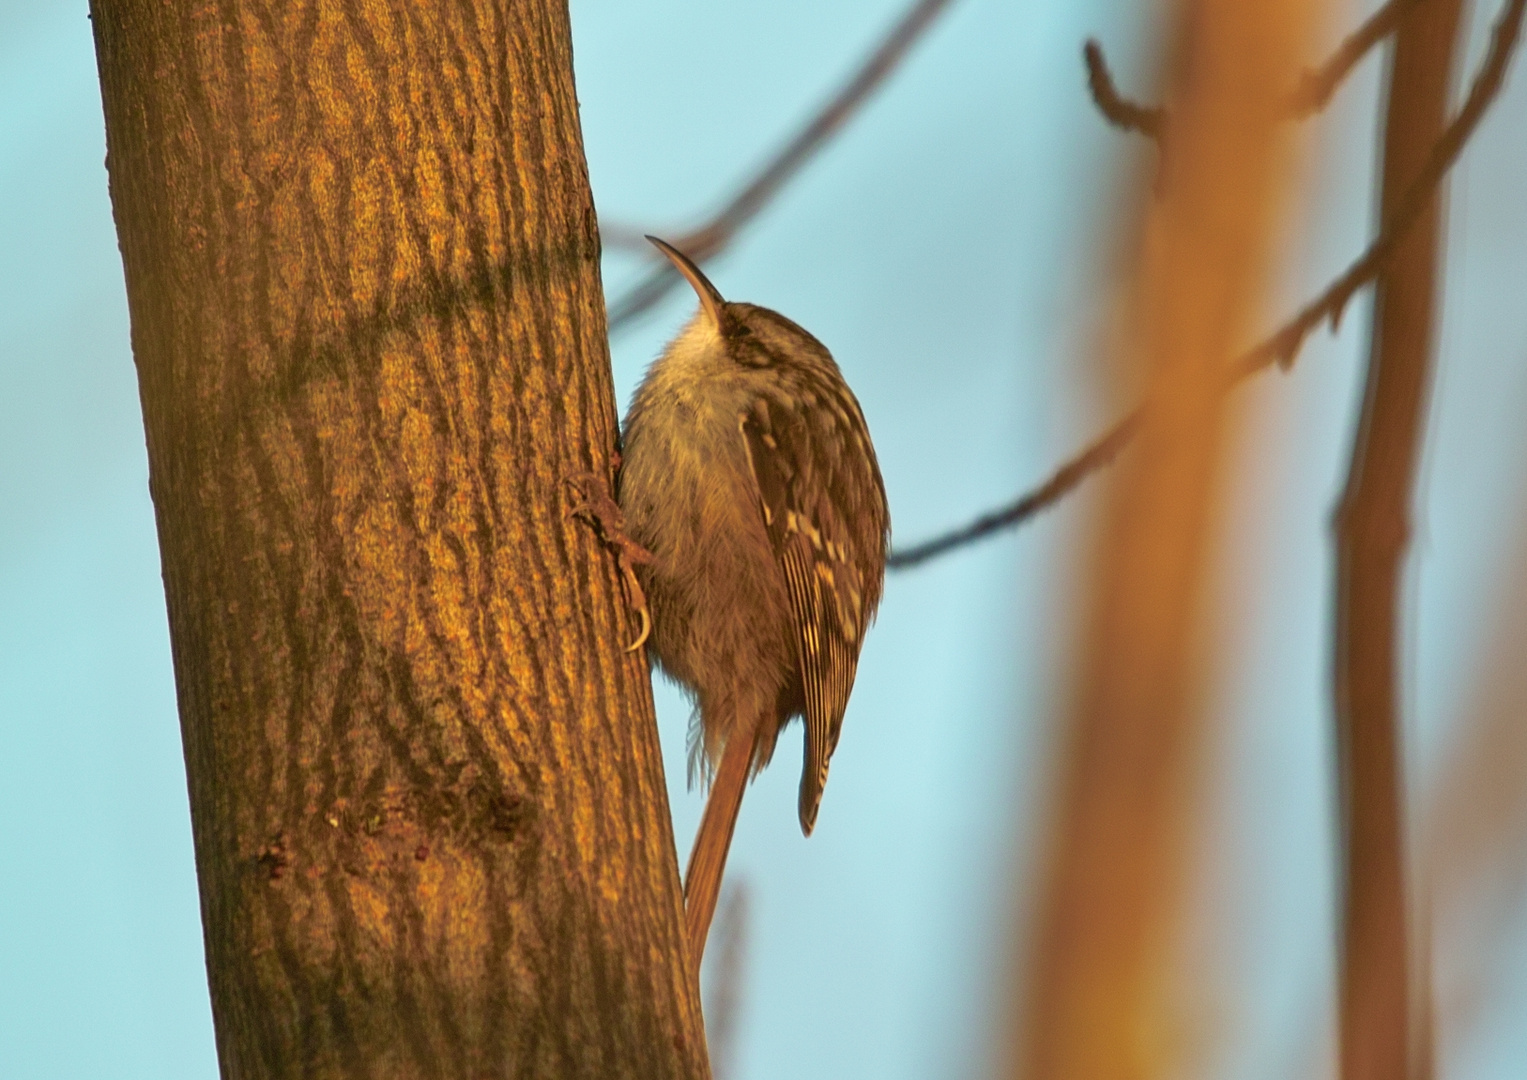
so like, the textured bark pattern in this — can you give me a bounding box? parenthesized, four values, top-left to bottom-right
(89, 2, 707, 1076)
(1335, 4, 1464, 1080)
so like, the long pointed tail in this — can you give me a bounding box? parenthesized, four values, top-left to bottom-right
(684, 728, 754, 978)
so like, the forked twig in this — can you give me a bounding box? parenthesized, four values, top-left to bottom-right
(1289, 0, 1421, 115)
(1085, 0, 1426, 139)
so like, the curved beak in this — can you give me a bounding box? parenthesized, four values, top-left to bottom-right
(647, 235, 726, 329)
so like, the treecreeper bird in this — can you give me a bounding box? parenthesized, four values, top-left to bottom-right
(619, 237, 889, 975)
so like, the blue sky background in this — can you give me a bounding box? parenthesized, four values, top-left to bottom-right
(2, 1, 1525, 1078)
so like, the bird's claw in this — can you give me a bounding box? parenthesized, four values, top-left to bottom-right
(564, 471, 655, 653)
(625, 590, 651, 652)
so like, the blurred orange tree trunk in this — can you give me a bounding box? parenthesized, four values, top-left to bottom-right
(89, 1, 708, 1077)
(1011, 2, 1316, 1078)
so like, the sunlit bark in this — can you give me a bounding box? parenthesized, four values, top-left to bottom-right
(90, 1, 707, 1076)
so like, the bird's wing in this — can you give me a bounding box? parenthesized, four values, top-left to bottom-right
(739, 386, 887, 834)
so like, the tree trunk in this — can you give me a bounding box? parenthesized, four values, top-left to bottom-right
(88, 2, 708, 1077)
(1333, 4, 1464, 1080)
(1010, 2, 1317, 1079)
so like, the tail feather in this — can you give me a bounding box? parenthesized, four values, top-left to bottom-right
(684, 728, 755, 978)
(798, 710, 835, 836)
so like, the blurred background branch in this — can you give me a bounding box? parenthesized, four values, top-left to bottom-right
(1082, 39, 1165, 138)
(891, 0, 1525, 571)
(601, 0, 961, 332)
(1086, 0, 1430, 142)
(1289, 0, 1420, 115)
(1240, 0, 1526, 379)
(1332, 3, 1468, 1079)
(703, 882, 752, 1080)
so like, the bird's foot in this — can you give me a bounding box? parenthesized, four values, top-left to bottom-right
(564, 470, 655, 652)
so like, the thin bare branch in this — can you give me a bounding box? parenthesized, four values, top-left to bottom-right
(1082, 39, 1165, 138)
(1289, 0, 1420, 115)
(604, 0, 961, 331)
(1333, 1, 1467, 1076)
(890, 0, 1525, 571)
(1240, 0, 1525, 378)
(887, 412, 1140, 569)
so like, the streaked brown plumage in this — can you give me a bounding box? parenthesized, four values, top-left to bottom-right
(619, 238, 889, 974)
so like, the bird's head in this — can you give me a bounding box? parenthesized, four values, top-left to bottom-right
(645, 236, 838, 382)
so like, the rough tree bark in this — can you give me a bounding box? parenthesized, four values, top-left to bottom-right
(1010, 1, 1315, 1078)
(1333, 4, 1465, 1080)
(89, 1, 708, 1077)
